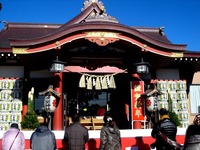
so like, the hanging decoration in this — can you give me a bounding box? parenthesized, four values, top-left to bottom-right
(142, 87, 163, 112)
(146, 96, 158, 112)
(78, 73, 117, 90)
(43, 95, 57, 113)
(79, 74, 86, 88)
(95, 76, 101, 90)
(39, 85, 61, 113)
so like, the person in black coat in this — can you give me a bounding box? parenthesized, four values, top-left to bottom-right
(64, 113, 89, 150)
(99, 111, 121, 150)
(30, 122, 56, 150)
(183, 114, 200, 150)
(151, 108, 178, 150)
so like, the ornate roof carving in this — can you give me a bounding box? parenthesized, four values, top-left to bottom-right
(82, 0, 105, 12)
(81, 0, 118, 23)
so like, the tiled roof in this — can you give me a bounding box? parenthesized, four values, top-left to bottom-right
(0, 23, 60, 48)
(0, 22, 176, 49)
(132, 27, 172, 44)
(0, 0, 185, 51)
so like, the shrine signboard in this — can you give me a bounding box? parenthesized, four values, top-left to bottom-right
(131, 81, 145, 121)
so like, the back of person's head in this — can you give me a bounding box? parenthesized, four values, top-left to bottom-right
(193, 114, 200, 125)
(103, 111, 112, 123)
(38, 116, 48, 126)
(72, 113, 80, 123)
(159, 108, 168, 116)
(10, 123, 19, 130)
(40, 122, 48, 126)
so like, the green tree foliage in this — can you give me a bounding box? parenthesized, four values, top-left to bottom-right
(21, 111, 39, 130)
(21, 87, 39, 130)
(169, 111, 181, 127)
(168, 98, 181, 126)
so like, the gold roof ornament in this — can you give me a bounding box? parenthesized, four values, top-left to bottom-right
(12, 47, 28, 54)
(85, 32, 119, 46)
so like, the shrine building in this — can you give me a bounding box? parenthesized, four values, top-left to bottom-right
(0, 0, 200, 134)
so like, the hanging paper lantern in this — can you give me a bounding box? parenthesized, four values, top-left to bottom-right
(44, 95, 57, 113)
(146, 96, 158, 112)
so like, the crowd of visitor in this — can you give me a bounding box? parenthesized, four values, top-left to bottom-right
(1, 109, 200, 150)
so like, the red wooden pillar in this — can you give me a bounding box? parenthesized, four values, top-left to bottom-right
(53, 72, 63, 130)
(22, 68, 30, 121)
(22, 105, 28, 120)
(22, 79, 28, 120)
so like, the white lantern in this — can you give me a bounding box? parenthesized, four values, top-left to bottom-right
(44, 95, 57, 113)
(146, 96, 158, 112)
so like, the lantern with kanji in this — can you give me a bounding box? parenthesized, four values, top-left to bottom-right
(39, 85, 61, 113)
(44, 95, 57, 113)
(142, 87, 163, 112)
(146, 95, 158, 112)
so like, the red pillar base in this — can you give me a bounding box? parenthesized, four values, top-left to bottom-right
(133, 121, 142, 129)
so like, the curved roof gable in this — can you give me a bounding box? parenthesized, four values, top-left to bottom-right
(63, 0, 118, 27)
(0, 0, 190, 56)
(9, 22, 186, 51)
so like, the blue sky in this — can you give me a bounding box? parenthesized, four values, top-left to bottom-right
(0, 0, 200, 51)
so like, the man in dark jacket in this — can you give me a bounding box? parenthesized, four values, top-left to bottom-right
(183, 114, 200, 150)
(64, 113, 89, 150)
(151, 108, 178, 150)
(99, 111, 121, 150)
(30, 122, 56, 150)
